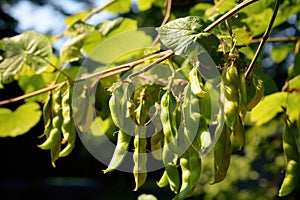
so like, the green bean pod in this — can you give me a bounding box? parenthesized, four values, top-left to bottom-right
(59, 84, 76, 157)
(172, 146, 201, 200)
(133, 127, 147, 191)
(133, 101, 148, 191)
(38, 89, 63, 155)
(232, 114, 245, 149)
(189, 67, 207, 98)
(151, 131, 164, 160)
(109, 82, 134, 131)
(42, 91, 53, 129)
(50, 127, 62, 167)
(160, 89, 178, 154)
(181, 83, 201, 153)
(212, 124, 232, 184)
(157, 170, 169, 188)
(103, 129, 132, 174)
(165, 163, 180, 194)
(61, 84, 73, 141)
(247, 74, 264, 110)
(278, 120, 300, 197)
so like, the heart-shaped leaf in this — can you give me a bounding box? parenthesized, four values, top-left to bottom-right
(156, 16, 220, 57)
(0, 31, 52, 84)
(0, 102, 42, 137)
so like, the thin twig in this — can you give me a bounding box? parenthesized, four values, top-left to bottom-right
(203, 0, 259, 33)
(82, 0, 119, 22)
(0, 51, 172, 106)
(0, 82, 66, 106)
(250, 36, 300, 44)
(245, 0, 281, 79)
(151, 0, 172, 47)
(125, 50, 174, 81)
(54, 0, 119, 39)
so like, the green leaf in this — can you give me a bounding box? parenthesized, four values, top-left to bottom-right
(66, 20, 96, 36)
(242, 9, 273, 37)
(271, 43, 294, 63)
(0, 102, 42, 137)
(233, 27, 252, 46)
(18, 65, 56, 102)
(189, 3, 213, 17)
(156, 16, 220, 57)
(105, 0, 131, 13)
(88, 29, 152, 64)
(82, 30, 103, 54)
(286, 93, 300, 123)
(246, 92, 288, 126)
(97, 17, 124, 36)
(288, 51, 300, 79)
(64, 10, 90, 27)
(60, 34, 86, 63)
(0, 31, 52, 84)
(137, 0, 155, 11)
(287, 75, 300, 90)
(100, 18, 138, 38)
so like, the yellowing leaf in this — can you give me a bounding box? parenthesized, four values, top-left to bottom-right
(0, 102, 42, 137)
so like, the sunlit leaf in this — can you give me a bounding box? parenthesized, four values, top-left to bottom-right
(88, 29, 152, 64)
(0, 102, 42, 137)
(82, 30, 103, 54)
(157, 16, 220, 57)
(0, 31, 52, 84)
(286, 93, 300, 123)
(105, 0, 131, 13)
(246, 92, 288, 126)
(189, 3, 213, 17)
(287, 75, 300, 90)
(66, 20, 96, 36)
(103, 18, 137, 38)
(60, 34, 86, 63)
(233, 26, 252, 46)
(137, 0, 155, 11)
(64, 10, 90, 27)
(271, 43, 294, 63)
(18, 65, 56, 102)
(288, 51, 300, 79)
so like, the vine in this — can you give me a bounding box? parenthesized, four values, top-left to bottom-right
(0, 0, 300, 199)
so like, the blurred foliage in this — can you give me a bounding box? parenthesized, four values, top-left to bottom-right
(0, 0, 299, 200)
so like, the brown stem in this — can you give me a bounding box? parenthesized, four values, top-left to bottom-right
(203, 0, 259, 33)
(151, 0, 172, 47)
(54, 0, 119, 39)
(250, 36, 300, 44)
(82, 0, 119, 22)
(0, 51, 172, 106)
(244, 0, 281, 79)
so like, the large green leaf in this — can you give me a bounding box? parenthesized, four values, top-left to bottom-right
(0, 102, 42, 137)
(0, 31, 52, 84)
(241, 0, 300, 37)
(246, 92, 288, 126)
(100, 18, 138, 38)
(156, 16, 220, 57)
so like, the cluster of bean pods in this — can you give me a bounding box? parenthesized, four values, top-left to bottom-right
(38, 83, 76, 167)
